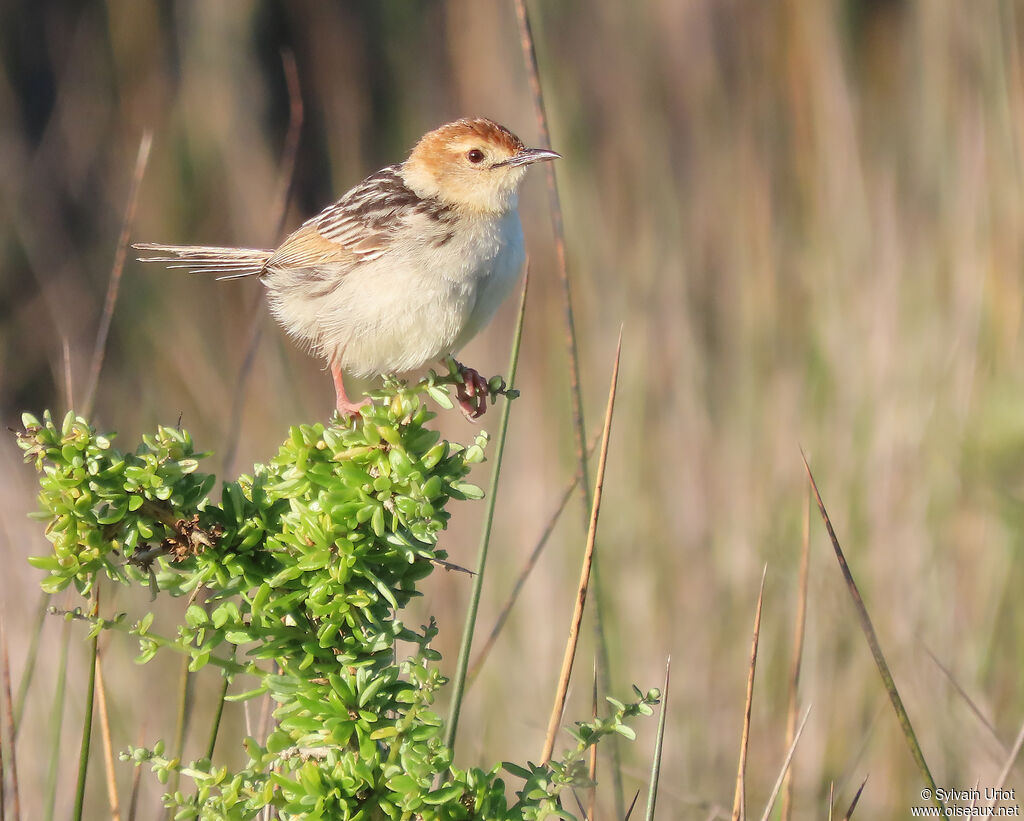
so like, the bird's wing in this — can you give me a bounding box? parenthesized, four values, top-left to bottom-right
(267, 165, 453, 272)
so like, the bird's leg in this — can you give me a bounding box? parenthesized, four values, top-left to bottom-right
(331, 362, 369, 418)
(451, 359, 489, 420)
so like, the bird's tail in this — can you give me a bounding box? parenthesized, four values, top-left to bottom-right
(133, 242, 274, 280)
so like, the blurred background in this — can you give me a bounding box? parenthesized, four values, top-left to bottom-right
(3, 1, 1024, 818)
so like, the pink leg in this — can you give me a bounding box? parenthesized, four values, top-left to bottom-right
(453, 361, 489, 420)
(331, 363, 369, 418)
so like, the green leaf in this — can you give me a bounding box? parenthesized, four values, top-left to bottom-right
(450, 481, 484, 500)
(503, 762, 533, 779)
(422, 785, 464, 805)
(385, 774, 420, 795)
(426, 386, 454, 409)
(185, 605, 208, 627)
(137, 612, 154, 634)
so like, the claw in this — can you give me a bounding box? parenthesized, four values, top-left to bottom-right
(453, 361, 489, 420)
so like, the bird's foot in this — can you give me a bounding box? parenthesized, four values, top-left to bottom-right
(331, 362, 370, 421)
(334, 395, 370, 421)
(453, 361, 489, 420)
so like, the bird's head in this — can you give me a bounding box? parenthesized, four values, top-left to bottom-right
(401, 118, 560, 214)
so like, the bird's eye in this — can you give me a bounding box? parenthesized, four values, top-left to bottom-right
(466, 149, 485, 164)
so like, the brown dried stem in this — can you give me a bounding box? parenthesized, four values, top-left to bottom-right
(781, 490, 811, 821)
(82, 131, 153, 419)
(1, 622, 21, 821)
(801, 451, 943, 815)
(95, 652, 122, 821)
(540, 330, 621, 764)
(731, 566, 767, 821)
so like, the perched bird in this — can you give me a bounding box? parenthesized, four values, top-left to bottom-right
(135, 117, 559, 419)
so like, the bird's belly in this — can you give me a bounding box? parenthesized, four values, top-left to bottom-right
(265, 211, 524, 377)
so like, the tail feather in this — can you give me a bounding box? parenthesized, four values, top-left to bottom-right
(133, 242, 273, 280)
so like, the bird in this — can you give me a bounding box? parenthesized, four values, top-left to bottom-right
(134, 117, 559, 419)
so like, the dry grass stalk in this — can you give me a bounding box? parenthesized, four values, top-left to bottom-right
(987, 717, 1024, 810)
(540, 331, 622, 764)
(94, 653, 121, 821)
(781, 490, 811, 821)
(759, 704, 811, 821)
(801, 451, 943, 813)
(466, 430, 599, 686)
(623, 789, 641, 820)
(222, 49, 304, 478)
(61, 337, 73, 412)
(923, 644, 1006, 752)
(511, 0, 589, 509)
(1, 621, 21, 821)
(82, 131, 153, 419)
(731, 566, 766, 821)
(841, 776, 868, 820)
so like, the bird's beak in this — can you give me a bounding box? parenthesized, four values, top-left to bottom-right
(494, 147, 561, 168)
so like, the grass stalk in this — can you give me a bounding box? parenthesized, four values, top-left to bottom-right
(588, 663, 598, 821)
(623, 790, 641, 820)
(842, 776, 868, 821)
(13, 593, 48, 732)
(923, 644, 1005, 751)
(540, 330, 622, 764)
(444, 270, 530, 752)
(781, 491, 811, 821)
(644, 657, 671, 821)
(511, 0, 588, 508)
(801, 452, 944, 814)
(465, 431, 599, 686)
(164, 655, 192, 816)
(72, 588, 100, 821)
(1, 670, 5, 821)
(205, 672, 231, 761)
(94, 653, 121, 821)
(759, 705, 811, 821)
(1, 622, 21, 821)
(1, 700, 4, 821)
(127, 724, 145, 821)
(43, 619, 72, 821)
(82, 132, 152, 420)
(222, 49, 303, 478)
(511, 3, 622, 806)
(987, 717, 1024, 809)
(61, 337, 73, 411)
(731, 566, 766, 821)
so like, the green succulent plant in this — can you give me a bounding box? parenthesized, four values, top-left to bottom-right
(16, 378, 657, 820)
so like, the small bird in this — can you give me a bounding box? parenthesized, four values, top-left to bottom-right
(135, 117, 559, 419)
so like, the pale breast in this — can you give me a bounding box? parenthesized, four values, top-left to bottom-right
(269, 208, 524, 377)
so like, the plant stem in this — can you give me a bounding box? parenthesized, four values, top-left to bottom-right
(72, 589, 100, 821)
(444, 272, 529, 752)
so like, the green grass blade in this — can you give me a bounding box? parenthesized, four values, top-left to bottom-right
(644, 657, 671, 821)
(444, 270, 529, 752)
(43, 619, 72, 821)
(2, 623, 22, 821)
(205, 671, 231, 761)
(802, 452, 944, 815)
(164, 656, 193, 817)
(13, 593, 49, 732)
(759, 705, 812, 821)
(72, 593, 100, 821)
